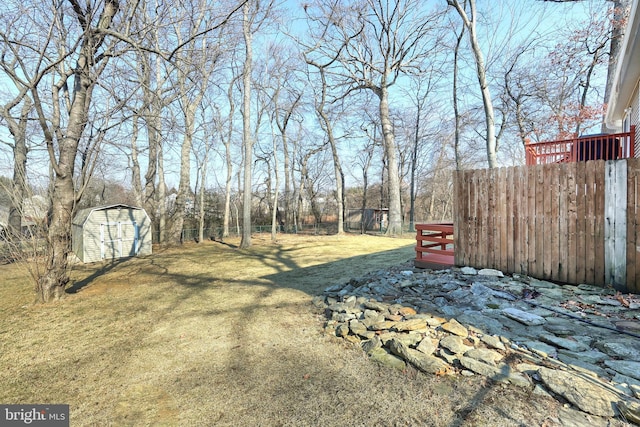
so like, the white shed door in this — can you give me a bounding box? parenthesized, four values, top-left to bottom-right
(101, 222, 139, 259)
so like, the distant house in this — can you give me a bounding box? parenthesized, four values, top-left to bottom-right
(0, 195, 48, 235)
(605, 0, 640, 150)
(72, 204, 152, 263)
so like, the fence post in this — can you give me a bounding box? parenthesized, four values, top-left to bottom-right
(604, 160, 627, 290)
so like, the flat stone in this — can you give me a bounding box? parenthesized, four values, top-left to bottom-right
(441, 319, 468, 337)
(440, 335, 473, 355)
(424, 316, 446, 327)
(368, 321, 397, 331)
(478, 268, 504, 278)
(557, 406, 612, 427)
(538, 367, 619, 417)
(349, 319, 368, 335)
(460, 266, 477, 275)
(578, 294, 621, 306)
(515, 363, 540, 375)
(415, 338, 438, 356)
(563, 360, 609, 379)
(368, 347, 406, 371)
(387, 338, 453, 375)
(393, 318, 427, 332)
(458, 357, 529, 387)
(464, 348, 504, 365)
(618, 401, 640, 425)
(470, 283, 494, 298)
(521, 341, 557, 358)
(612, 373, 640, 388)
(361, 336, 382, 355)
(491, 290, 517, 301)
(398, 306, 417, 316)
(363, 300, 388, 312)
(615, 321, 640, 332)
(480, 334, 506, 351)
(542, 318, 576, 336)
(604, 360, 640, 381)
(596, 341, 640, 359)
(557, 349, 607, 365)
(502, 307, 546, 326)
(332, 312, 357, 322)
(394, 333, 423, 348)
(336, 323, 350, 337)
(538, 334, 589, 352)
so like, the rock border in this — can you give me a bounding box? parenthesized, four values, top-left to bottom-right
(314, 265, 640, 425)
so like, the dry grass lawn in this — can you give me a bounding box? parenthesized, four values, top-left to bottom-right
(0, 234, 564, 426)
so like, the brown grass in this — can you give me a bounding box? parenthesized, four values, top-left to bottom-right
(0, 234, 563, 426)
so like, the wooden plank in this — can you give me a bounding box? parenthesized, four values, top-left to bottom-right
(575, 161, 587, 284)
(626, 159, 638, 292)
(614, 160, 627, 289)
(545, 163, 557, 280)
(584, 161, 597, 285)
(535, 164, 546, 279)
(566, 162, 578, 284)
(468, 170, 478, 267)
(627, 159, 640, 294)
(452, 171, 461, 266)
(506, 167, 515, 273)
(460, 170, 471, 266)
(498, 167, 508, 272)
(527, 165, 537, 276)
(604, 161, 614, 286)
(594, 161, 606, 285)
(515, 166, 526, 274)
(557, 163, 568, 283)
(545, 164, 562, 279)
(480, 170, 489, 269)
(487, 168, 496, 269)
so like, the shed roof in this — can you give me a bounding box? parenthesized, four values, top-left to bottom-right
(72, 204, 147, 227)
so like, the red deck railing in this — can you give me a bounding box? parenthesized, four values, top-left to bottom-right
(414, 223, 454, 269)
(525, 126, 636, 166)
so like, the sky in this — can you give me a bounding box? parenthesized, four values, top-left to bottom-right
(0, 0, 612, 194)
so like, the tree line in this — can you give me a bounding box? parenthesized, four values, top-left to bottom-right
(0, 0, 624, 302)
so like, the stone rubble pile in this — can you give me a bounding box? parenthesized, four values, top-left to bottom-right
(314, 264, 640, 426)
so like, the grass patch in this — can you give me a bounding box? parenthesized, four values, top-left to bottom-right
(0, 234, 563, 426)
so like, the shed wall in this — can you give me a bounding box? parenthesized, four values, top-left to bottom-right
(77, 207, 151, 263)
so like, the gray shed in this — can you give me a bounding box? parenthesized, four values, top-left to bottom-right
(72, 204, 152, 263)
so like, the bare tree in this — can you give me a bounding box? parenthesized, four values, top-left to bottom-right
(304, 59, 346, 234)
(447, 0, 498, 168)
(168, 2, 223, 244)
(303, 0, 442, 235)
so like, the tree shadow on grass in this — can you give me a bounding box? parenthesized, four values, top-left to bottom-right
(66, 258, 130, 293)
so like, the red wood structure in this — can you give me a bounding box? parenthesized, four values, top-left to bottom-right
(525, 126, 636, 165)
(414, 223, 454, 269)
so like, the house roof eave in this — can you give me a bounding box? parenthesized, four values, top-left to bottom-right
(606, 0, 640, 130)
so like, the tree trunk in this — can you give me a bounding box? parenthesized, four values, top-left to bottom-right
(35, 0, 119, 302)
(169, 103, 196, 244)
(130, 115, 143, 206)
(5, 97, 31, 238)
(157, 143, 167, 244)
(449, 0, 497, 168)
(378, 85, 403, 235)
(240, 2, 253, 249)
(223, 80, 235, 239)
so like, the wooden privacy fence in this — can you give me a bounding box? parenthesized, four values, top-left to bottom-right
(453, 159, 640, 293)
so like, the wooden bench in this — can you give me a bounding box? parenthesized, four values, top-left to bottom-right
(414, 223, 454, 269)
